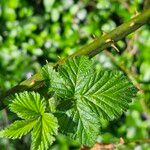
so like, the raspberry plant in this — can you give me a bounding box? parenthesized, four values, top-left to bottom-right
(0, 9, 150, 150)
(0, 56, 137, 149)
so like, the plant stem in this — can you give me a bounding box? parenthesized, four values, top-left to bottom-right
(0, 9, 150, 110)
(69, 9, 150, 57)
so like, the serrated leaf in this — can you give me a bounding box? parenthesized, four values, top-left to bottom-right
(0, 91, 59, 150)
(55, 56, 93, 98)
(42, 64, 60, 92)
(9, 91, 46, 119)
(48, 97, 57, 113)
(80, 70, 137, 120)
(31, 113, 59, 150)
(0, 119, 37, 139)
(52, 56, 137, 146)
(56, 101, 100, 146)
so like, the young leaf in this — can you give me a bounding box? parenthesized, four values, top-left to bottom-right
(42, 56, 93, 100)
(0, 91, 59, 150)
(31, 113, 58, 150)
(0, 119, 37, 139)
(42, 64, 60, 92)
(52, 56, 93, 98)
(48, 97, 57, 113)
(51, 56, 137, 146)
(9, 91, 46, 119)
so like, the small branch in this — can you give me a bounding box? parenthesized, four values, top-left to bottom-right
(69, 9, 150, 58)
(0, 9, 150, 110)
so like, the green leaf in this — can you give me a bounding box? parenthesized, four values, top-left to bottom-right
(52, 56, 93, 98)
(31, 113, 59, 150)
(80, 70, 137, 120)
(0, 91, 59, 150)
(42, 64, 61, 92)
(56, 103, 100, 146)
(48, 97, 57, 113)
(52, 56, 137, 146)
(9, 91, 46, 119)
(0, 119, 37, 139)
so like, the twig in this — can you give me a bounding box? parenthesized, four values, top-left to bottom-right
(0, 9, 150, 110)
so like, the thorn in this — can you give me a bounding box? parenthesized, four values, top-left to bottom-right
(111, 43, 120, 52)
(106, 38, 113, 43)
(30, 80, 35, 86)
(135, 9, 140, 16)
(57, 56, 61, 59)
(131, 9, 140, 19)
(102, 31, 107, 36)
(130, 22, 135, 27)
(105, 39, 119, 52)
(91, 34, 97, 39)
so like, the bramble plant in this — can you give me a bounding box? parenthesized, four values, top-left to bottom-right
(0, 8, 150, 150)
(0, 56, 137, 149)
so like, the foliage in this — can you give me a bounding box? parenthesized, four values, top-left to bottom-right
(0, 92, 58, 150)
(0, 56, 137, 149)
(0, 0, 143, 90)
(0, 0, 150, 149)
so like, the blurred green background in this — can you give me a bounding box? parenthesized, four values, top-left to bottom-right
(0, 0, 150, 149)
